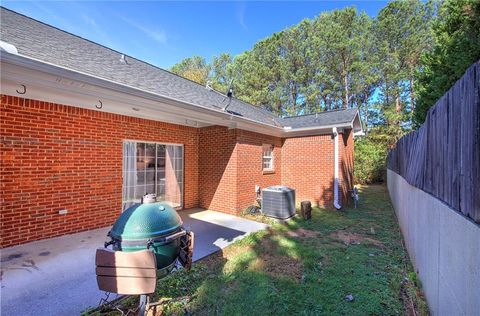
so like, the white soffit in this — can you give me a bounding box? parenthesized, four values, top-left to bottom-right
(1, 62, 225, 129)
(1, 52, 353, 137)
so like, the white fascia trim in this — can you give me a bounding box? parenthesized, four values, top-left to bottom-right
(0, 51, 358, 138)
(350, 110, 364, 134)
(283, 123, 353, 134)
(282, 110, 362, 135)
(0, 52, 284, 133)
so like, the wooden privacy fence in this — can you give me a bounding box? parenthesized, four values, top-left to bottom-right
(387, 61, 480, 223)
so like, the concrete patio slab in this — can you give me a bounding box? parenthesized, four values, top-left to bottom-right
(0, 208, 267, 316)
(181, 209, 269, 261)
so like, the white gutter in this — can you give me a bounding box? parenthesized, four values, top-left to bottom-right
(333, 127, 342, 210)
(283, 123, 353, 133)
(282, 109, 363, 134)
(0, 51, 284, 132)
(0, 48, 363, 138)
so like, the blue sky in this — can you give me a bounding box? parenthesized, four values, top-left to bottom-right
(3, 1, 387, 69)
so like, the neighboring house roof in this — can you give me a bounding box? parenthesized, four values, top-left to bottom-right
(0, 7, 361, 133)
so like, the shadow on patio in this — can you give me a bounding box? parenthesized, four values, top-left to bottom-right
(1, 208, 267, 316)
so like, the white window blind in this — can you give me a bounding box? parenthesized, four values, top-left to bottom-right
(122, 141, 183, 210)
(262, 144, 274, 170)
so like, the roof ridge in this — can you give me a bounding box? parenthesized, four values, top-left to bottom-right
(0, 7, 223, 93)
(0, 6, 279, 119)
(0, 6, 130, 62)
(1, 7, 361, 131)
(231, 97, 280, 119)
(282, 107, 358, 119)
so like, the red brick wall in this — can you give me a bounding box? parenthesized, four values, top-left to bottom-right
(236, 130, 282, 211)
(281, 131, 355, 208)
(0, 95, 199, 248)
(198, 126, 238, 214)
(198, 128, 283, 213)
(1, 95, 356, 247)
(282, 135, 335, 207)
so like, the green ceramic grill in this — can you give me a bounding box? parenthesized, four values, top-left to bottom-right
(106, 196, 186, 278)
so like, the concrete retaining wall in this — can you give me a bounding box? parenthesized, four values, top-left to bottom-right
(387, 169, 480, 315)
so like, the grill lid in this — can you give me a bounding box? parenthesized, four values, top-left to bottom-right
(110, 202, 183, 240)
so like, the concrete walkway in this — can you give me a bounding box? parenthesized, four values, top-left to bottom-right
(0, 208, 267, 315)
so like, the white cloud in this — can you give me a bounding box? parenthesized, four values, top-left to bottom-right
(120, 16, 168, 45)
(81, 14, 97, 28)
(236, 2, 247, 30)
(79, 13, 117, 48)
(31, 1, 77, 32)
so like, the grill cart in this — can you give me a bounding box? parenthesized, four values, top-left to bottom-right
(95, 194, 194, 315)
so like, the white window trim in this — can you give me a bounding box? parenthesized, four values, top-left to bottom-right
(122, 140, 184, 209)
(262, 144, 274, 171)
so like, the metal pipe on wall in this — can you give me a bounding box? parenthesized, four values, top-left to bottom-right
(333, 127, 342, 210)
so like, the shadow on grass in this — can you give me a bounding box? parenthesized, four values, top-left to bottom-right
(91, 185, 428, 315)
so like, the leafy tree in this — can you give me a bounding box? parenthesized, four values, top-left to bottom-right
(414, 0, 480, 125)
(349, 11, 380, 133)
(354, 136, 387, 184)
(314, 7, 366, 109)
(233, 34, 285, 115)
(170, 56, 210, 85)
(169, 2, 435, 125)
(233, 8, 378, 116)
(278, 20, 315, 115)
(167, 1, 477, 184)
(210, 53, 234, 93)
(375, 0, 435, 125)
(354, 121, 405, 184)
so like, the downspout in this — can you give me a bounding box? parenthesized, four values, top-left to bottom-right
(333, 127, 342, 209)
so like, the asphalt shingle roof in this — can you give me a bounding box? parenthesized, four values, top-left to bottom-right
(0, 7, 358, 130)
(279, 108, 359, 128)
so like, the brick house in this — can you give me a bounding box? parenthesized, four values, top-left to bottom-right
(0, 8, 363, 248)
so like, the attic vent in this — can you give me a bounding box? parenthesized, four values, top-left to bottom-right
(119, 54, 128, 64)
(0, 41, 18, 54)
(205, 80, 213, 91)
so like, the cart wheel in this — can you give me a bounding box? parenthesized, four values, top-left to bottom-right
(138, 294, 150, 316)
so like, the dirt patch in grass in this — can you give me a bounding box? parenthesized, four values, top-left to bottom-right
(203, 232, 303, 282)
(329, 230, 385, 248)
(251, 237, 303, 281)
(250, 252, 302, 281)
(201, 252, 225, 270)
(220, 243, 251, 261)
(85, 185, 429, 316)
(285, 228, 319, 238)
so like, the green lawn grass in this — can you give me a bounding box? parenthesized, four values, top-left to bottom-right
(90, 185, 428, 315)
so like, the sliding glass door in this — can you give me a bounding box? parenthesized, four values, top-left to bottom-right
(122, 141, 183, 209)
